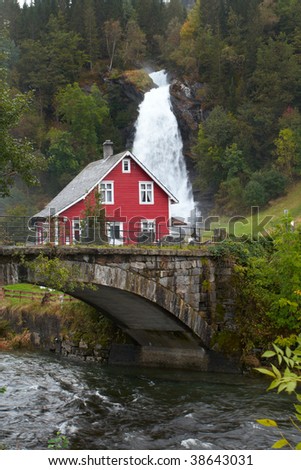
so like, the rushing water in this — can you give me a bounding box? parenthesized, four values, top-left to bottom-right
(132, 70, 195, 220)
(0, 351, 296, 450)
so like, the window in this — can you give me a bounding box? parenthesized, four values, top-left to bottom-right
(100, 181, 114, 204)
(140, 219, 155, 243)
(108, 222, 121, 239)
(106, 222, 123, 245)
(141, 220, 155, 233)
(139, 182, 154, 204)
(122, 159, 131, 173)
(72, 217, 81, 242)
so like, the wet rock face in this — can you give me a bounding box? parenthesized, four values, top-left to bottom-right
(104, 76, 146, 148)
(169, 79, 214, 216)
(170, 79, 205, 159)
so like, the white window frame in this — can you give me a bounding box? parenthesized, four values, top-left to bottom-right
(141, 219, 155, 235)
(139, 182, 154, 204)
(54, 218, 59, 245)
(106, 221, 124, 245)
(72, 217, 81, 243)
(122, 158, 131, 173)
(100, 181, 114, 204)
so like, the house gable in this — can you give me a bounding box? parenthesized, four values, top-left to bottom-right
(34, 150, 178, 220)
(100, 154, 170, 221)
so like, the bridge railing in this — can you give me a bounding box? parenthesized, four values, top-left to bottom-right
(0, 216, 221, 247)
(0, 216, 33, 245)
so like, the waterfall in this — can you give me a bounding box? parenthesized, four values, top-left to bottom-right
(132, 70, 195, 221)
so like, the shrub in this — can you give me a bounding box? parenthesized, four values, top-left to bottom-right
(243, 179, 267, 207)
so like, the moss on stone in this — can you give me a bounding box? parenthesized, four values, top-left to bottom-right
(212, 330, 241, 356)
(123, 69, 154, 92)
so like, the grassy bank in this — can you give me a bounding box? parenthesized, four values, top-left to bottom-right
(207, 180, 301, 240)
(0, 285, 127, 352)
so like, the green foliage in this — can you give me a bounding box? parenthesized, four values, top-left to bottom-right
(0, 319, 10, 337)
(61, 301, 126, 348)
(47, 82, 110, 188)
(243, 179, 267, 207)
(80, 190, 106, 244)
(55, 82, 109, 155)
(193, 106, 242, 192)
(208, 222, 301, 355)
(229, 222, 301, 357)
(195, 101, 288, 211)
(120, 18, 146, 67)
(47, 431, 69, 450)
(83, 0, 98, 70)
(256, 336, 301, 450)
(103, 19, 122, 71)
(241, 168, 287, 208)
(173, 0, 301, 212)
(155, 17, 182, 64)
(123, 69, 153, 93)
(18, 14, 87, 110)
(208, 238, 268, 262)
(22, 253, 88, 293)
(212, 330, 241, 356)
(274, 128, 298, 179)
(278, 108, 301, 175)
(251, 36, 300, 116)
(0, 387, 6, 394)
(3, 0, 301, 218)
(215, 177, 244, 216)
(47, 128, 79, 188)
(0, 46, 44, 197)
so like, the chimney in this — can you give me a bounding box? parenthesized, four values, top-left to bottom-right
(103, 140, 114, 159)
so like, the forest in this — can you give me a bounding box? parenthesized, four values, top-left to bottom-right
(1, 0, 301, 216)
(1, 1, 301, 407)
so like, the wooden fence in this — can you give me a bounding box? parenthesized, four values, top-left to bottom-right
(0, 287, 75, 303)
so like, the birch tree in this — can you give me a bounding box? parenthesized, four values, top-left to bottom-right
(103, 19, 122, 71)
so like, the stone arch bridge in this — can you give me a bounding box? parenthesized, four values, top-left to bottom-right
(0, 246, 237, 371)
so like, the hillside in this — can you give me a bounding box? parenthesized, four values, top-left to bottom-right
(219, 179, 301, 239)
(263, 180, 301, 224)
(1, 0, 301, 218)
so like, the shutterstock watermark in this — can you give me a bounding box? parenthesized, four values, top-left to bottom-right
(25, 206, 275, 245)
(186, 206, 274, 242)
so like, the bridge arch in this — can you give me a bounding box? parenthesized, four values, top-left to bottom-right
(0, 246, 237, 371)
(67, 261, 212, 349)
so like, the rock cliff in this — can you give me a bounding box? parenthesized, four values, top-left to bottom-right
(170, 78, 214, 216)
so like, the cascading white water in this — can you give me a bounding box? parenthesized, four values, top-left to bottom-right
(132, 70, 195, 220)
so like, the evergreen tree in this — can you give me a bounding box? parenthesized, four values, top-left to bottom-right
(0, 49, 43, 197)
(120, 18, 146, 67)
(18, 13, 86, 111)
(84, 0, 99, 70)
(54, 82, 109, 159)
(0, 0, 21, 41)
(134, 0, 165, 54)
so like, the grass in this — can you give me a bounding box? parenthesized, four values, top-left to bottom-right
(4, 283, 52, 292)
(261, 179, 301, 222)
(2, 283, 74, 306)
(206, 180, 301, 239)
(123, 69, 154, 92)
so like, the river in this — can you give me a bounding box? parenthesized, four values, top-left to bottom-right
(0, 350, 296, 450)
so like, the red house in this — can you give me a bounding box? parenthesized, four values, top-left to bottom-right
(33, 141, 178, 245)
